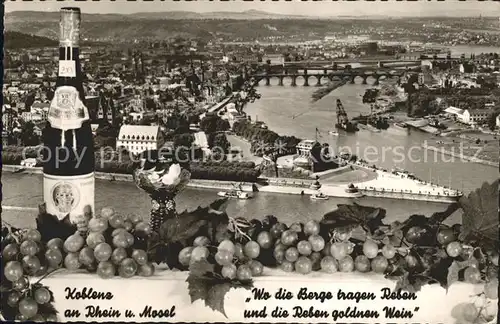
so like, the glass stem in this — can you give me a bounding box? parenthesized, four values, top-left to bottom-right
(149, 194, 177, 233)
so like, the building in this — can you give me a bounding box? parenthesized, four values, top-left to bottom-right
(32, 126, 42, 137)
(31, 102, 49, 113)
(129, 112, 144, 122)
(293, 140, 321, 168)
(193, 131, 211, 157)
(459, 63, 476, 74)
(496, 115, 500, 128)
(86, 96, 101, 121)
(97, 96, 116, 125)
(116, 125, 164, 156)
(418, 72, 437, 86)
(296, 140, 321, 157)
(360, 42, 378, 55)
(421, 60, 433, 70)
(444, 106, 465, 119)
(225, 103, 247, 128)
(459, 109, 490, 125)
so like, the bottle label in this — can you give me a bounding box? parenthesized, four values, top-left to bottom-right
(48, 86, 89, 130)
(58, 60, 76, 78)
(43, 173, 95, 223)
(59, 9, 80, 48)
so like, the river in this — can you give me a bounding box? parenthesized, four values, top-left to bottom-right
(1, 172, 462, 230)
(245, 80, 498, 194)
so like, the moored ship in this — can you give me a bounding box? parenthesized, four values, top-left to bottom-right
(358, 123, 381, 133)
(217, 190, 251, 199)
(335, 99, 358, 133)
(358, 187, 463, 203)
(310, 192, 329, 200)
(393, 122, 408, 130)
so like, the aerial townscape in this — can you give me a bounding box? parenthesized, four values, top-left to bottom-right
(1, 6, 498, 324)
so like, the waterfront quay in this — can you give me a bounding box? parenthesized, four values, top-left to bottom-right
(3, 158, 461, 203)
(1, 171, 464, 230)
(258, 163, 462, 203)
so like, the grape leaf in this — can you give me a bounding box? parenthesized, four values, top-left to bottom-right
(186, 276, 253, 318)
(206, 283, 232, 317)
(187, 276, 212, 304)
(186, 260, 253, 317)
(320, 203, 386, 234)
(458, 180, 499, 248)
(392, 270, 430, 293)
(159, 216, 208, 245)
(261, 215, 278, 230)
(429, 203, 460, 223)
(446, 259, 477, 291)
(189, 259, 215, 277)
(36, 205, 76, 242)
(164, 242, 186, 270)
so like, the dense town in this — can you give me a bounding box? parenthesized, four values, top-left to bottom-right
(3, 31, 500, 176)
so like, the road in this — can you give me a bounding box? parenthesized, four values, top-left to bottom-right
(226, 134, 263, 165)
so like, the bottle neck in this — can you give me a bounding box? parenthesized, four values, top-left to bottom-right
(59, 46, 80, 61)
(56, 46, 84, 93)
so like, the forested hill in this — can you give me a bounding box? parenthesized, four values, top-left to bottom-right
(5, 31, 57, 49)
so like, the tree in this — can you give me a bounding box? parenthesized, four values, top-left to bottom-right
(210, 133, 230, 153)
(200, 113, 229, 134)
(20, 121, 39, 146)
(94, 123, 119, 149)
(173, 133, 194, 149)
(145, 98, 156, 110)
(165, 113, 190, 134)
(487, 113, 499, 131)
(24, 92, 35, 110)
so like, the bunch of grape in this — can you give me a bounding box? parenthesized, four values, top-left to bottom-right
(2, 228, 58, 322)
(62, 207, 155, 279)
(271, 220, 390, 275)
(178, 236, 265, 281)
(272, 220, 334, 274)
(434, 226, 498, 323)
(451, 276, 498, 324)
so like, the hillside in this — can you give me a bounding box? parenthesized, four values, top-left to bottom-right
(4, 10, 306, 23)
(4, 11, 499, 44)
(4, 31, 58, 49)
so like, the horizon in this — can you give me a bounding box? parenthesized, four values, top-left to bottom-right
(5, 0, 500, 18)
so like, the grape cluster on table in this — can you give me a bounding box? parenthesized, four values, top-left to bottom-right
(2, 208, 498, 323)
(2, 228, 58, 322)
(179, 218, 498, 322)
(60, 207, 156, 278)
(179, 236, 265, 280)
(1, 207, 160, 322)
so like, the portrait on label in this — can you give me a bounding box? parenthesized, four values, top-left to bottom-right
(51, 182, 80, 215)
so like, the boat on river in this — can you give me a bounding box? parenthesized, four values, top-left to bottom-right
(217, 190, 251, 199)
(310, 192, 329, 200)
(358, 123, 381, 133)
(393, 122, 408, 130)
(329, 130, 339, 136)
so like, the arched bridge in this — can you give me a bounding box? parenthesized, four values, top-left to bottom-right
(252, 59, 422, 69)
(251, 67, 416, 87)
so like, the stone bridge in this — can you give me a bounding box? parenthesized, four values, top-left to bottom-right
(254, 58, 420, 66)
(251, 68, 410, 86)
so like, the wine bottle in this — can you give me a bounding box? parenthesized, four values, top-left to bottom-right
(43, 7, 95, 225)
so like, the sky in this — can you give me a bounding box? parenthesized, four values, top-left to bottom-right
(4, 0, 500, 17)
